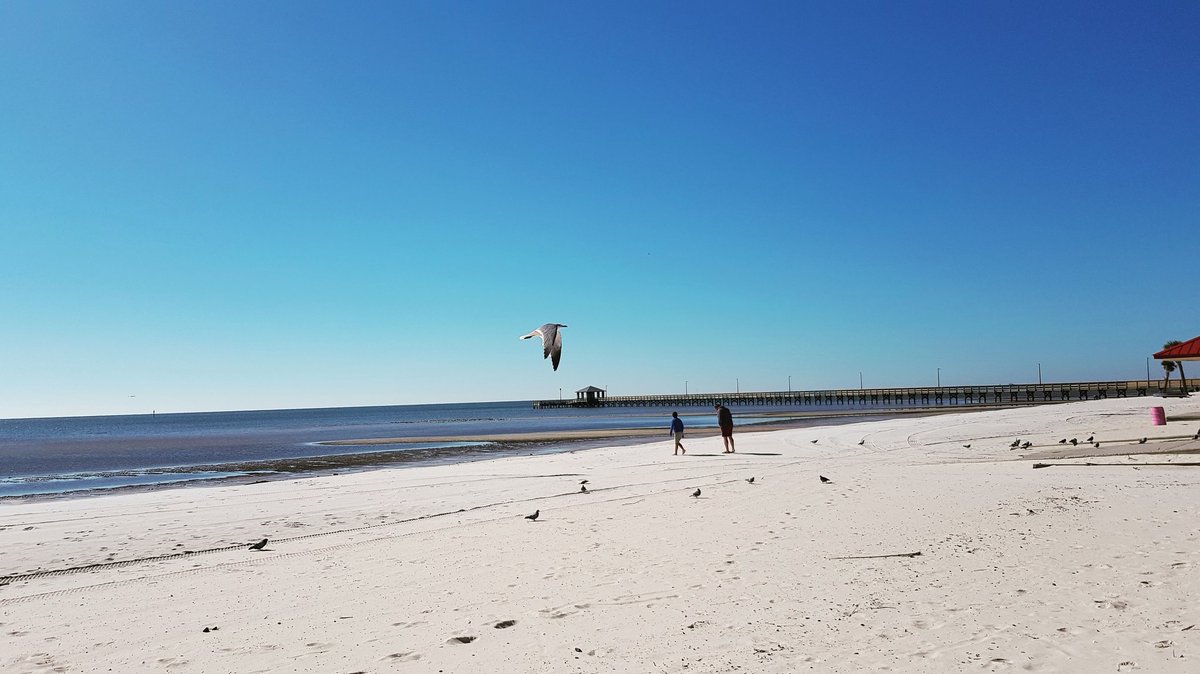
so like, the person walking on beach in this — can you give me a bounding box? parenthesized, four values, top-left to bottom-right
(715, 403, 735, 453)
(670, 412, 686, 455)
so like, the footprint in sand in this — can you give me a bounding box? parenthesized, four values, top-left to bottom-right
(383, 652, 421, 661)
(449, 635, 476, 644)
(494, 620, 516, 629)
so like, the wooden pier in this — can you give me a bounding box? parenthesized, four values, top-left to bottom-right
(533, 379, 1198, 409)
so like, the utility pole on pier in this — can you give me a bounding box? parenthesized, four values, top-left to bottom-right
(937, 368, 941, 387)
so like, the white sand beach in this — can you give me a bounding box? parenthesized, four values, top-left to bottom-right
(3, 396, 1199, 673)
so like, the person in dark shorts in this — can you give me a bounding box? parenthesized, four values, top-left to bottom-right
(715, 403, 735, 453)
(670, 411, 686, 455)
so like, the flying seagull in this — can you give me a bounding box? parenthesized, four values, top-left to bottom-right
(691, 489, 701, 498)
(524, 510, 539, 521)
(249, 538, 268, 551)
(520, 323, 567, 371)
(819, 475, 832, 484)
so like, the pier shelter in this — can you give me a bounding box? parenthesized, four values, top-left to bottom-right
(576, 386, 607, 405)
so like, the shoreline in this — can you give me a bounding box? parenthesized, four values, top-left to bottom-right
(2, 411, 937, 503)
(0, 402, 1179, 506)
(3, 396, 1199, 673)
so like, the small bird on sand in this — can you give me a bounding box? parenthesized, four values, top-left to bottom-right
(819, 475, 832, 484)
(746, 477, 755, 484)
(1021, 441, 1032, 449)
(1059, 439, 1067, 444)
(1010, 439, 1021, 448)
(1086, 435, 1094, 442)
(520, 323, 567, 371)
(1193, 430, 1199, 440)
(962, 444, 971, 449)
(249, 539, 268, 551)
(1070, 438, 1079, 446)
(1093, 442, 1101, 448)
(525, 510, 539, 521)
(1138, 437, 1147, 444)
(691, 489, 701, 498)
(810, 439, 818, 444)
(580, 484, 588, 493)
(858, 440, 865, 445)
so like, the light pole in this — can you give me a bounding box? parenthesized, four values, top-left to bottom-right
(685, 380, 688, 395)
(788, 375, 791, 393)
(1037, 363, 1042, 385)
(859, 371, 863, 390)
(558, 387, 562, 400)
(736, 378, 740, 394)
(937, 367, 941, 387)
(1146, 357, 1151, 384)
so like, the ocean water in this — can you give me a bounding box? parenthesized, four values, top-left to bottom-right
(0, 401, 806, 498)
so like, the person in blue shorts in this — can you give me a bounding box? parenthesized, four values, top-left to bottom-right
(670, 411, 686, 455)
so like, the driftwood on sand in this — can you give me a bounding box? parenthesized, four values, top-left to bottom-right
(1033, 462, 1200, 469)
(830, 551, 922, 560)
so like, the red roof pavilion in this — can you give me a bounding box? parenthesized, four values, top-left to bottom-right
(1154, 335, 1200, 361)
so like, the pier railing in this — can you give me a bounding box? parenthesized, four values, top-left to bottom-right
(533, 379, 1199, 409)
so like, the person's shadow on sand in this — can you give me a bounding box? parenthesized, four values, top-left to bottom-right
(686, 452, 781, 457)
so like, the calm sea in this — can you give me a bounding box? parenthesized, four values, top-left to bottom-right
(0, 401, 823, 498)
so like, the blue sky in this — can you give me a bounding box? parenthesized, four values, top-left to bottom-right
(1, 1, 1197, 418)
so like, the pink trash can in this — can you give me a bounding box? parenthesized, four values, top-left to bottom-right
(1151, 406, 1166, 425)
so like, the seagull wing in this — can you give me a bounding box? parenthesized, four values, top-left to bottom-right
(536, 323, 558, 361)
(520, 326, 545, 342)
(550, 325, 563, 370)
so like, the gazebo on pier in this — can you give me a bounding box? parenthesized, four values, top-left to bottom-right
(576, 386, 607, 405)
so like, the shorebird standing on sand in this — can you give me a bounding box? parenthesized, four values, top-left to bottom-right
(520, 323, 567, 371)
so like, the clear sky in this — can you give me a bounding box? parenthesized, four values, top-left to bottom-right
(1, 1, 1197, 418)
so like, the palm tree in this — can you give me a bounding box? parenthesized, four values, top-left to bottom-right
(1162, 340, 1188, 396)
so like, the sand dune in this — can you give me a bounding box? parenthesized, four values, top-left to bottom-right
(2, 396, 1199, 672)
